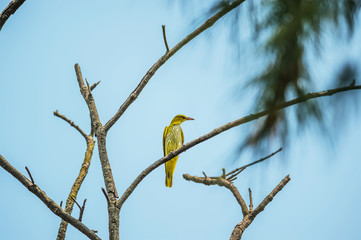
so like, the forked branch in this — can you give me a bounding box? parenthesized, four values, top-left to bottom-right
(183, 165, 290, 239)
(0, 154, 100, 240)
(230, 175, 291, 240)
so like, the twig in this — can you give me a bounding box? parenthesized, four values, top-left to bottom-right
(25, 166, 35, 184)
(226, 147, 282, 180)
(79, 199, 87, 222)
(54, 110, 88, 139)
(71, 196, 82, 210)
(162, 25, 170, 52)
(0, 0, 26, 31)
(85, 78, 91, 93)
(116, 82, 361, 210)
(60, 201, 63, 208)
(90, 81, 101, 91)
(103, 0, 246, 132)
(102, 187, 110, 203)
(248, 188, 253, 212)
(228, 176, 237, 182)
(222, 168, 226, 178)
(202, 171, 208, 178)
(0, 154, 100, 240)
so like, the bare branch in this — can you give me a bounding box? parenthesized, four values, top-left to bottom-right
(0, 154, 100, 240)
(74, 64, 102, 134)
(183, 174, 249, 216)
(116, 84, 361, 209)
(253, 175, 290, 215)
(101, 187, 110, 203)
(57, 136, 95, 240)
(230, 175, 291, 240)
(71, 196, 82, 210)
(79, 199, 87, 222)
(103, 0, 246, 132)
(248, 188, 253, 212)
(226, 147, 282, 180)
(60, 201, 63, 208)
(162, 25, 170, 52)
(85, 78, 91, 93)
(54, 110, 88, 139)
(74, 64, 119, 200)
(25, 166, 35, 184)
(0, 0, 26, 31)
(90, 81, 101, 91)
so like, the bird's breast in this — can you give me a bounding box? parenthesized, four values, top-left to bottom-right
(165, 125, 183, 153)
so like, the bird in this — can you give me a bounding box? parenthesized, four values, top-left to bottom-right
(163, 114, 194, 187)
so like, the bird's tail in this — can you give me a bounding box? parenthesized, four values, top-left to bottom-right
(165, 172, 173, 188)
(165, 157, 178, 188)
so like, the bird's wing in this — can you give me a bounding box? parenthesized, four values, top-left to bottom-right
(181, 128, 184, 144)
(163, 126, 169, 156)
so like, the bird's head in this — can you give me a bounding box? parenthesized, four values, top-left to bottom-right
(170, 114, 194, 125)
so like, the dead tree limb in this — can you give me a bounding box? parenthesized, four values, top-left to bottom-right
(0, 0, 26, 31)
(183, 159, 290, 240)
(229, 175, 291, 240)
(0, 154, 100, 240)
(56, 136, 95, 240)
(74, 64, 120, 240)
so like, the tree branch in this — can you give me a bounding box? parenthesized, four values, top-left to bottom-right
(116, 84, 361, 209)
(79, 199, 87, 222)
(0, 154, 100, 240)
(183, 174, 249, 216)
(74, 64, 118, 200)
(0, 0, 26, 31)
(162, 25, 170, 52)
(54, 110, 88, 139)
(248, 188, 253, 212)
(230, 175, 291, 240)
(74, 64, 102, 134)
(25, 166, 35, 184)
(103, 0, 246, 132)
(90, 81, 101, 91)
(57, 137, 95, 240)
(226, 147, 282, 181)
(74, 64, 119, 239)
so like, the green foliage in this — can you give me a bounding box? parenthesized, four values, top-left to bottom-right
(173, 0, 360, 153)
(243, 0, 360, 150)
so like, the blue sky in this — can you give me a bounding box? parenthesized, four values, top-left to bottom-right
(1, 1, 361, 239)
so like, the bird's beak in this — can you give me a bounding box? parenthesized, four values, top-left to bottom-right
(186, 117, 194, 120)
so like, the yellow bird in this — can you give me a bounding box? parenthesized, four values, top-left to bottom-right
(163, 114, 194, 187)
